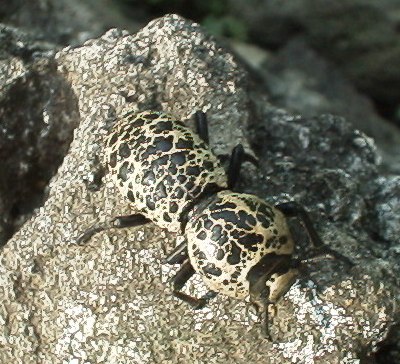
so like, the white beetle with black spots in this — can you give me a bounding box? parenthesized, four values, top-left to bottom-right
(78, 110, 352, 339)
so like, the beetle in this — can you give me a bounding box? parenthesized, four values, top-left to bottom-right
(77, 110, 351, 339)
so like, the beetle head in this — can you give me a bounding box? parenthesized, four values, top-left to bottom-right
(246, 253, 299, 339)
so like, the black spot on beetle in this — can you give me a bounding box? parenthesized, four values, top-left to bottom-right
(231, 270, 240, 279)
(173, 187, 185, 199)
(197, 231, 207, 240)
(152, 155, 169, 168)
(234, 210, 255, 231)
(227, 244, 241, 265)
(258, 204, 275, 220)
(257, 214, 271, 229)
(146, 195, 156, 210)
(204, 219, 213, 229)
(210, 210, 237, 224)
(186, 166, 201, 176)
(168, 163, 178, 176)
(222, 202, 237, 209)
(171, 152, 186, 166)
(176, 138, 193, 149)
(202, 263, 222, 277)
(238, 233, 263, 247)
(204, 161, 214, 170)
(211, 224, 222, 241)
(162, 174, 175, 187)
(195, 250, 206, 260)
(163, 212, 172, 222)
(240, 210, 256, 226)
(169, 202, 178, 213)
(177, 175, 187, 183)
(155, 136, 173, 152)
(117, 162, 129, 182)
(216, 249, 225, 260)
(118, 143, 131, 158)
(185, 181, 196, 193)
(142, 171, 156, 186)
(152, 120, 173, 132)
(127, 190, 135, 202)
(155, 182, 167, 199)
(109, 152, 117, 168)
(131, 128, 142, 138)
(133, 134, 147, 146)
(132, 117, 145, 127)
(144, 113, 159, 120)
(108, 133, 119, 147)
(246, 199, 261, 214)
(143, 145, 158, 157)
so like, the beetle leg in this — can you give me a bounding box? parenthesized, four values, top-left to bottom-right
(76, 213, 151, 245)
(194, 111, 209, 144)
(262, 301, 273, 341)
(275, 201, 324, 248)
(247, 253, 295, 340)
(226, 144, 259, 190)
(171, 260, 217, 309)
(275, 202, 353, 266)
(227, 144, 245, 190)
(164, 242, 188, 265)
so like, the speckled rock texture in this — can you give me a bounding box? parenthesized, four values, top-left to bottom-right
(0, 14, 398, 363)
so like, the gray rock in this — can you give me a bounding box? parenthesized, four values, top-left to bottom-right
(257, 40, 400, 174)
(229, 0, 400, 120)
(0, 0, 142, 46)
(0, 14, 397, 363)
(372, 176, 400, 247)
(0, 24, 79, 245)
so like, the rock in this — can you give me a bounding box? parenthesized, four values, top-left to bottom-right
(0, 25, 79, 245)
(0, 14, 397, 363)
(371, 176, 400, 247)
(0, 0, 142, 46)
(250, 39, 400, 174)
(229, 0, 400, 122)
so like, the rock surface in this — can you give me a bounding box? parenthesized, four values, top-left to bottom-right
(256, 40, 400, 174)
(0, 25, 79, 245)
(0, 0, 141, 46)
(229, 0, 400, 122)
(0, 14, 398, 364)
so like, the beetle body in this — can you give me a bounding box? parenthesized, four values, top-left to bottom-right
(185, 191, 298, 301)
(105, 110, 227, 232)
(83, 109, 350, 338)
(104, 110, 299, 310)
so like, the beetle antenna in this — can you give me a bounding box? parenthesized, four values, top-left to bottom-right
(262, 302, 273, 341)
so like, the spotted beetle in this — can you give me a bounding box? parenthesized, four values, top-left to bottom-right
(78, 110, 351, 339)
